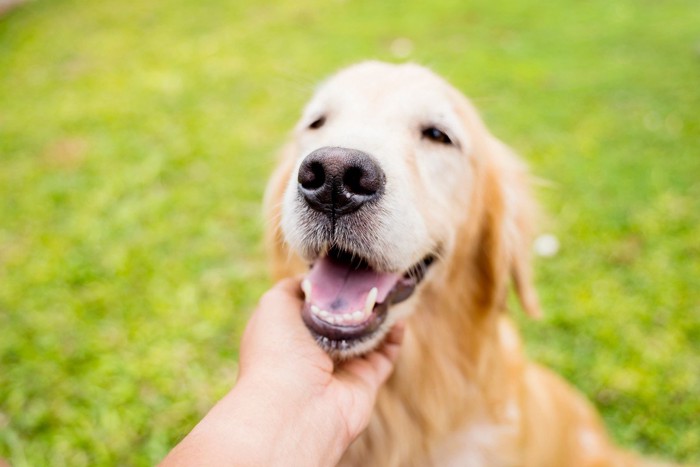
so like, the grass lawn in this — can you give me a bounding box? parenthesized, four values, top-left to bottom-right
(1, 0, 698, 464)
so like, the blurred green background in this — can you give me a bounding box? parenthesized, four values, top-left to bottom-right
(1, 0, 698, 464)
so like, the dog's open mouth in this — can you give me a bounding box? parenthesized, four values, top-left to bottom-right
(301, 247, 435, 352)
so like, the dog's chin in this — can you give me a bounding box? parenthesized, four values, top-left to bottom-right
(300, 246, 435, 360)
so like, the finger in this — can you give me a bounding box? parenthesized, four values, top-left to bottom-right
(382, 321, 405, 350)
(377, 321, 405, 363)
(348, 322, 404, 374)
(256, 279, 303, 317)
(336, 352, 392, 398)
(258, 278, 303, 305)
(239, 278, 311, 369)
(243, 278, 304, 343)
(270, 277, 304, 298)
(335, 323, 406, 390)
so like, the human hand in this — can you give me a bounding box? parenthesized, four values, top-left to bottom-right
(162, 278, 404, 467)
(235, 277, 405, 464)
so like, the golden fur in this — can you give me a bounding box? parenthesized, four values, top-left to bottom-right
(263, 62, 670, 466)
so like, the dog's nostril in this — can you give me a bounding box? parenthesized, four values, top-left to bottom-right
(299, 161, 325, 190)
(343, 167, 363, 194)
(343, 165, 380, 196)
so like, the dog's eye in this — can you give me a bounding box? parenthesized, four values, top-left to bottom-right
(422, 127, 452, 145)
(309, 116, 326, 130)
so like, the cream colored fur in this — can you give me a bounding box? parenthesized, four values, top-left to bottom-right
(264, 62, 670, 467)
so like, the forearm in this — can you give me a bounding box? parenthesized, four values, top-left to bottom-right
(161, 377, 348, 467)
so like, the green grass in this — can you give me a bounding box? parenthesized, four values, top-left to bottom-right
(1, 0, 698, 464)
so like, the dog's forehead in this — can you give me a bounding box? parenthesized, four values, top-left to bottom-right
(306, 62, 458, 119)
(325, 62, 449, 96)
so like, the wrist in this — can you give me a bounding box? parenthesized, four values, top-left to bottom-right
(199, 375, 348, 466)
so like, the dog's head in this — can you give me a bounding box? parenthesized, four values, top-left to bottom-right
(265, 61, 540, 359)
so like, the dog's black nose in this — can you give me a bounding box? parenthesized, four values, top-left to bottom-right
(298, 147, 385, 215)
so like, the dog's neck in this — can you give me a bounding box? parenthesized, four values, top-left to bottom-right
(341, 253, 517, 466)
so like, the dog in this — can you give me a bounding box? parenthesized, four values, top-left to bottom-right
(263, 61, 668, 466)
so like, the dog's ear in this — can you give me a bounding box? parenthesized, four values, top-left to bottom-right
(452, 93, 541, 317)
(488, 138, 542, 318)
(263, 142, 306, 280)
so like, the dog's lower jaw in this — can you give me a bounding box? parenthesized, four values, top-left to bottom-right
(300, 248, 436, 359)
(307, 294, 417, 361)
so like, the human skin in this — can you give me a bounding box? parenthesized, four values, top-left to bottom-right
(161, 278, 405, 467)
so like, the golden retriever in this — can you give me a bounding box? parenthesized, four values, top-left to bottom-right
(264, 61, 669, 466)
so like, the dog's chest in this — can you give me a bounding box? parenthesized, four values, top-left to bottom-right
(430, 419, 520, 467)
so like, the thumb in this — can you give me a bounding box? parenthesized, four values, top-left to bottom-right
(240, 278, 306, 361)
(250, 277, 304, 327)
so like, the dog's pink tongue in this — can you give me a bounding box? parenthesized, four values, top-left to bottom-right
(306, 256, 400, 315)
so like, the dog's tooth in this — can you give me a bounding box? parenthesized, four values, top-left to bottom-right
(352, 310, 364, 322)
(301, 279, 312, 301)
(364, 287, 378, 315)
(319, 309, 329, 318)
(311, 305, 320, 316)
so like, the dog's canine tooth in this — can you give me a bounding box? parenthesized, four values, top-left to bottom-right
(364, 287, 378, 316)
(301, 279, 312, 301)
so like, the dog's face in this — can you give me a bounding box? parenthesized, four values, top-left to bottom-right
(268, 61, 537, 359)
